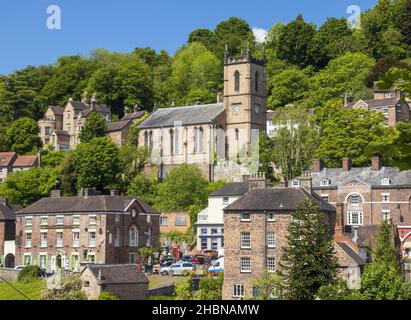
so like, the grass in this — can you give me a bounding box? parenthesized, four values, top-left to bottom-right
(148, 275, 185, 290)
(0, 279, 45, 300)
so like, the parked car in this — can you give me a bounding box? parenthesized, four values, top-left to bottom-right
(208, 258, 224, 275)
(192, 254, 207, 265)
(180, 255, 192, 262)
(14, 265, 23, 271)
(161, 263, 196, 276)
(203, 250, 218, 260)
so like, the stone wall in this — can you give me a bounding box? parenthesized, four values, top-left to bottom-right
(0, 268, 20, 282)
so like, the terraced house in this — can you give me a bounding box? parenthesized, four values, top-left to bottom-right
(15, 189, 160, 271)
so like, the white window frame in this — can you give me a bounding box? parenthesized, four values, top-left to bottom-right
(72, 215, 80, 226)
(240, 232, 251, 249)
(320, 179, 330, 187)
(292, 180, 300, 187)
(223, 196, 229, 204)
(25, 217, 33, 227)
(56, 231, 64, 247)
(89, 215, 97, 226)
(40, 216, 48, 226)
(56, 216, 64, 226)
(25, 232, 32, 248)
(321, 194, 329, 202)
(88, 231, 96, 248)
(381, 178, 391, 186)
(347, 211, 363, 226)
(147, 215, 152, 224)
(267, 212, 276, 221)
(267, 257, 276, 273)
(382, 210, 391, 221)
(267, 232, 276, 248)
(129, 227, 138, 247)
(240, 212, 251, 222)
(160, 216, 168, 226)
(72, 231, 80, 247)
(382, 193, 390, 203)
(350, 195, 360, 206)
(233, 284, 245, 298)
(240, 257, 251, 273)
(40, 232, 48, 248)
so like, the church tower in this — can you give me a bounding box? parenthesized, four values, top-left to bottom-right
(223, 47, 266, 160)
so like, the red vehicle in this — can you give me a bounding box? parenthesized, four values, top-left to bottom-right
(192, 254, 207, 265)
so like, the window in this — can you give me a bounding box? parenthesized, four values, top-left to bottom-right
(115, 214, 120, 223)
(56, 216, 64, 226)
(39, 255, 47, 269)
(149, 131, 153, 149)
(241, 232, 251, 249)
(144, 131, 149, 147)
(40, 232, 48, 248)
(41, 217, 48, 226)
(174, 216, 186, 226)
(350, 195, 360, 205)
(129, 227, 138, 247)
(88, 254, 96, 264)
(211, 239, 218, 250)
(89, 232, 96, 247)
(234, 71, 240, 92)
(381, 178, 391, 186)
(233, 284, 245, 298)
(89, 215, 97, 225)
(193, 127, 198, 154)
(382, 194, 390, 203)
(241, 212, 251, 222)
(235, 129, 239, 141)
(169, 129, 174, 156)
(321, 179, 330, 187)
(23, 255, 31, 266)
(267, 257, 276, 273)
(146, 228, 152, 247)
(221, 228, 224, 235)
(267, 233, 276, 248)
(147, 215, 152, 224)
(292, 180, 300, 187)
(240, 257, 251, 273)
(72, 216, 80, 225)
(25, 232, 32, 248)
(175, 128, 179, 155)
(201, 228, 208, 235)
(201, 238, 208, 250)
(67, 112, 71, 120)
(347, 211, 363, 226)
(25, 217, 33, 227)
(267, 212, 275, 221)
(255, 71, 259, 92)
(382, 210, 391, 221)
(115, 227, 120, 247)
(223, 197, 229, 204)
(56, 232, 63, 247)
(67, 125, 71, 132)
(73, 232, 80, 247)
(45, 127, 51, 135)
(199, 127, 204, 154)
(321, 195, 329, 202)
(211, 228, 218, 235)
(160, 216, 168, 226)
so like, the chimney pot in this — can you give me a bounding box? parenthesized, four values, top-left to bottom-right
(110, 190, 120, 196)
(51, 190, 63, 198)
(342, 158, 352, 172)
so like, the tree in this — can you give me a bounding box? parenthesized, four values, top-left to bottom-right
(276, 15, 316, 68)
(78, 112, 108, 143)
(316, 106, 399, 167)
(378, 67, 411, 98)
(388, 122, 411, 170)
(196, 274, 224, 300)
(5, 117, 42, 154)
(71, 137, 121, 193)
(317, 280, 363, 300)
(188, 29, 216, 51)
(40, 147, 65, 168)
(120, 145, 151, 185)
(126, 175, 158, 206)
(175, 276, 195, 300)
(365, 55, 409, 88)
(373, 221, 399, 267)
(98, 292, 119, 300)
(41, 274, 87, 300)
(0, 167, 60, 207)
(281, 200, 338, 300)
(252, 270, 285, 300)
(155, 164, 209, 211)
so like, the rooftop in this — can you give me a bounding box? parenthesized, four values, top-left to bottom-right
(210, 182, 250, 197)
(121, 110, 147, 121)
(85, 264, 148, 285)
(107, 119, 133, 132)
(336, 242, 366, 266)
(13, 155, 38, 167)
(0, 152, 17, 167)
(345, 97, 404, 109)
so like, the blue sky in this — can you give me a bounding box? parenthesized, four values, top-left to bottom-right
(0, 0, 377, 75)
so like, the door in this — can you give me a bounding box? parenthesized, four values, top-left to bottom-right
(56, 254, 62, 269)
(4, 254, 14, 268)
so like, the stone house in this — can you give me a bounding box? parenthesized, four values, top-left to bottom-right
(137, 49, 267, 182)
(15, 189, 160, 271)
(0, 197, 21, 268)
(107, 119, 133, 147)
(0, 152, 40, 184)
(81, 264, 149, 300)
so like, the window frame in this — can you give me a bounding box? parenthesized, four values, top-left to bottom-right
(267, 257, 276, 273)
(233, 284, 245, 298)
(240, 232, 251, 249)
(240, 257, 251, 273)
(267, 232, 276, 248)
(240, 212, 251, 222)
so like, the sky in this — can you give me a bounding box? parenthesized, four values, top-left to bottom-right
(0, 0, 377, 75)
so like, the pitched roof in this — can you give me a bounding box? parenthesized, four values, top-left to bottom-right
(48, 106, 64, 115)
(0, 152, 17, 167)
(346, 97, 403, 109)
(121, 111, 147, 121)
(17, 195, 159, 215)
(107, 120, 133, 132)
(224, 187, 336, 212)
(52, 130, 70, 136)
(0, 203, 21, 220)
(138, 103, 225, 129)
(13, 155, 38, 167)
(210, 182, 250, 197)
(302, 167, 411, 188)
(85, 264, 148, 284)
(68, 101, 111, 115)
(336, 242, 366, 266)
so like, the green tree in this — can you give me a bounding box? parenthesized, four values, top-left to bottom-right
(175, 276, 195, 300)
(41, 274, 87, 300)
(5, 117, 42, 155)
(252, 270, 285, 300)
(18, 266, 41, 283)
(155, 164, 209, 211)
(71, 137, 121, 193)
(388, 122, 411, 170)
(78, 112, 108, 143)
(127, 175, 158, 206)
(378, 67, 411, 98)
(281, 200, 338, 300)
(40, 147, 65, 168)
(373, 221, 399, 267)
(98, 292, 119, 300)
(276, 15, 316, 68)
(196, 274, 224, 300)
(120, 145, 151, 185)
(188, 29, 216, 51)
(317, 280, 364, 300)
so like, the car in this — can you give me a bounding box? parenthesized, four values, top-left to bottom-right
(14, 265, 23, 271)
(180, 255, 192, 262)
(161, 263, 196, 276)
(192, 254, 207, 265)
(208, 258, 224, 275)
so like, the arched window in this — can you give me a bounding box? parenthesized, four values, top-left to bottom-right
(175, 128, 179, 155)
(169, 129, 174, 156)
(129, 226, 138, 247)
(146, 228, 152, 247)
(149, 131, 153, 149)
(320, 179, 330, 187)
(235, 129, 239, 141)
(199, 127, 204, 154)
(193, 127, 198, 154)
(234, 71, 240, 92)
(381, 178, 391, 186)
(115, 227, 120, 247)
(144, 132, 149, 147)
(255, 71, 259, 92)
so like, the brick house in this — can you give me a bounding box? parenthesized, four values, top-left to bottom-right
(0, 152, 40, 184)
(0, 197, 21, 268)
(81, 264, 149, 300)
(15, 189, 160, 271)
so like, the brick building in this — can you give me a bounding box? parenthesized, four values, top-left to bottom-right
(160, 211, 191, 234)
(0, 152, 40, 184)
(0, 197, 21, 268)
(15, 189, 160, 271)
(81, 264, 149, 300)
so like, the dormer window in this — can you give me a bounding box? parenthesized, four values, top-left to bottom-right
(320, 179, 330, 187)
(292, 180, 300, 187)
(381, 178, 391, 186)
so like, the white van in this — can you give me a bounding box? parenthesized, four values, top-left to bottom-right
(208, 257, 224, 274)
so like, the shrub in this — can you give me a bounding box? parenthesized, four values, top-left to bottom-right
(98, 292, 119, 300)
(18, 266, 41, 283)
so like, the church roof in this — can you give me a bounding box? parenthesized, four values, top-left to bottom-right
(138, 103, 225, 129)
(345, 97, 403, 109)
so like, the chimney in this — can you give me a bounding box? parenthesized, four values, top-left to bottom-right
(334, 203, 345, 240)
(312, 159, 324, 173)
(0, 197, 6, 205)
(51, 190, 63, 198)
(110, 190, 120, 196)
(248, 172, 266, 191)
(371, 155, 382, 171)
(242, 174, 250, 182)
(342, 158, 352, 172)
(90, 93, 97, 111)
(81, 92, 88, 103)
(279, 175, 288, 188)
(217, 92, 223, 103)
(81, 188, 101, 198)
(299, 171, 312, 193)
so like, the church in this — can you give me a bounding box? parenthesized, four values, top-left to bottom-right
(138, 49, 267, 181)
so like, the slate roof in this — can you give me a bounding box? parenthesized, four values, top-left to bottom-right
(138, 103, 225, 129)
(0, 203, 21, 221)
(121, 111, 147, 121)
(336, 242, 366, 266)
(107, 120, 133, 132)
(0, 152, 17, 167)
(68, 101, 111, 115)
(210, 182, 250, 197)
(297, 167, 411, 188)
(17, 195, 159, 215)
(86, 264, 148, 284)
(345, 97, 403, 109)
(224, 187, 336, 212)
(13, 155, 38, 167)
(49, 106, 64, 115)
(52, 130, 70, 136)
